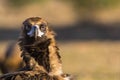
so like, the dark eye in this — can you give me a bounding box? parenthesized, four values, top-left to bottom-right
(40, 24, 46, 31)
(25, 25, 31, 30)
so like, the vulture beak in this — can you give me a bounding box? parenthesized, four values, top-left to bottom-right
(27, 25, 44, 38)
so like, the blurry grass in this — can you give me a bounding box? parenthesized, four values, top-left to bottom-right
(0, 41, 120, 80)
(7, 0, 47, 8)
(59, 41, 120, 80)
(63, 0, 120, 9)
(0, 41, 11, 61)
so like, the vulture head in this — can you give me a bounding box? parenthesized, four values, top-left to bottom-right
(19, 17, 55, 46)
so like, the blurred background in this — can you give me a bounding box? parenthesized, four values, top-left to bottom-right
(0, 0, 120, 80)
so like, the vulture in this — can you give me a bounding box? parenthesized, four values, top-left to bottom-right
(0, 17, 73, 80)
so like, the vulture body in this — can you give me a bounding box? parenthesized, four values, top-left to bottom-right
(0, 17, 72, 80)
(0, 71, 70, 80)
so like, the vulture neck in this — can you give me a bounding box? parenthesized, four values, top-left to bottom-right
(22, 37, 63, 75)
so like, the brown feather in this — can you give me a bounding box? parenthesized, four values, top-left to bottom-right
(18, 17, 62, 75)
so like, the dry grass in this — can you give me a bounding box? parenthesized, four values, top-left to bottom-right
(59, 41, 120, 80)
(0, 41, 120, 80)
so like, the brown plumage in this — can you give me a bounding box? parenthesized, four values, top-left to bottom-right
(0, 17, 72, 80)
(18, 17, 63, 75)
(0, 71, 69, 80)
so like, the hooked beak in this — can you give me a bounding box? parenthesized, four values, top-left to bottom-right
(27, 25, 44, 38)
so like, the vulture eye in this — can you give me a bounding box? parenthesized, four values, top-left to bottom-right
(25, 25, 31, 31)
(40, 24, 46, 32)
